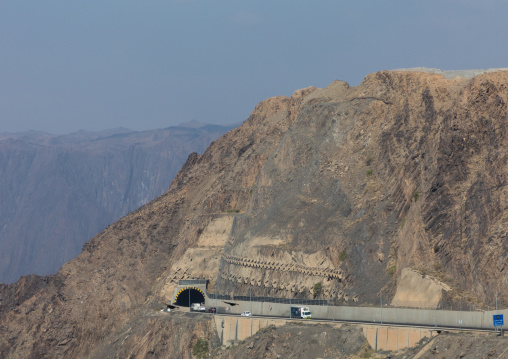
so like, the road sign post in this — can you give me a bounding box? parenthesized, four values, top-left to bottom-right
(494, 314, 504, 336)
(494, 314, 504, 327)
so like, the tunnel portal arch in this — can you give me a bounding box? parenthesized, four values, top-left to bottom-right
(174, 287, 205, 307)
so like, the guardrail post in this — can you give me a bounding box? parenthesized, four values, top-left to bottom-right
(290, 297, 292, 319)
(332, 289, 335, 322)
(434, 305, 437, 328)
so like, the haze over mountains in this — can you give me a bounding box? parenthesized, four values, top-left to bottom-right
(0, 123, 235, 283)
(0, 69, 507, 358)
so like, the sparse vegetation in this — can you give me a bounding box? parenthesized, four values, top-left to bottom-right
(387, 264, 396, 277)
(192, 338, 209, 359)
(312, 282, 323, 298)
(365, 157, 374, 166)
(434, 262, 443, 271)
(366, 169, 373, 177)
(359, 344, 375, 358)
(400, 217, 406, 229)
(413, 191, 421, 202)
(259, 325, 276, 333)
(433, 244, 440, 253)
(339, 250, 347, 261)
(226, 209, 240, 213)
(417, 266, 428, 277)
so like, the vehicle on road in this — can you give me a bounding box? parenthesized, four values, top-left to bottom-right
(291, 306, 311, 319)
(208, 307, 216, 313)
(241, 311, 252, 317)
(191, 303, 206, 312)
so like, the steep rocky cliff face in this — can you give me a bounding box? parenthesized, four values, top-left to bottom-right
(0, 69, 507, 358)
(0, 125, 232, 283)
(159, 69, 507, 308)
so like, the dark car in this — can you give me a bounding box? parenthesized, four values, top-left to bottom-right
(208, 307, 216, 313)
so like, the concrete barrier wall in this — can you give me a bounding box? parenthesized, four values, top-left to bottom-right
(213, 315, 435, 351)
(366, 326, 433, 351)
(207, 296, 507, 330)
(214, 316, 289, 346)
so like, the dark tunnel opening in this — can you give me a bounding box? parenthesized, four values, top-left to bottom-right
(175, 288, 205, 307)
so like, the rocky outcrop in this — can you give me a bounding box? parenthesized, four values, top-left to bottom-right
(0, 69, 507, 358)
(394, 332, 508, 359)
(86, 311, 219, 359)
(391, 268, 451, 308)
(223, 323, 370, 359)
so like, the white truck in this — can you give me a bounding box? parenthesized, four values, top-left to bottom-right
(290, 306, 312, 319)
(191, 303, 206, 312)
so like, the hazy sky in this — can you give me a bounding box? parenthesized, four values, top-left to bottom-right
(1, 0, 507, 134)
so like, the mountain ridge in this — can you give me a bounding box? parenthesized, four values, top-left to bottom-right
(0, 69, 507, 357)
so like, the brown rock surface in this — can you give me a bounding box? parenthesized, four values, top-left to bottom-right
(87, 311, 220, 359)
(223, 322, 371, 359)
(394, 331, 508, 359)
(1, 69, 508, 357)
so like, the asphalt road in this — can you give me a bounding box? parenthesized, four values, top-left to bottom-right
(186, 311, 500, 334)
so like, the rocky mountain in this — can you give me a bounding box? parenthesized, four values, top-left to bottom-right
(0, 124, 234, 283)
(0, 69, 507, 358)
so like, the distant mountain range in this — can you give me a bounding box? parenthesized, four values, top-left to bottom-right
(0, 123, 235, 283)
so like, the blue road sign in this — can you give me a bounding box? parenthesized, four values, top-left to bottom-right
(493, 314, 504, 327)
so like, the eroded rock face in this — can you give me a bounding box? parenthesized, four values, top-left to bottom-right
(0, 70, 507, 357)
(223, 323, 369, 359)
(87, 311, 219, 359)
(391, 268, 450, 308)
(393, 331, 508, 359)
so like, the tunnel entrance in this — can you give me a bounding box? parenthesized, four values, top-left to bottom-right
(174, 287, 205, 307)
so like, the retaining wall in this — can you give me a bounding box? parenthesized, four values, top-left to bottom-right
(213, 316, 435, 351)
(208, 297, 507, 330)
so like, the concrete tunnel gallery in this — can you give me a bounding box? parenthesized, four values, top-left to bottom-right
(174, 287, 205, 307)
